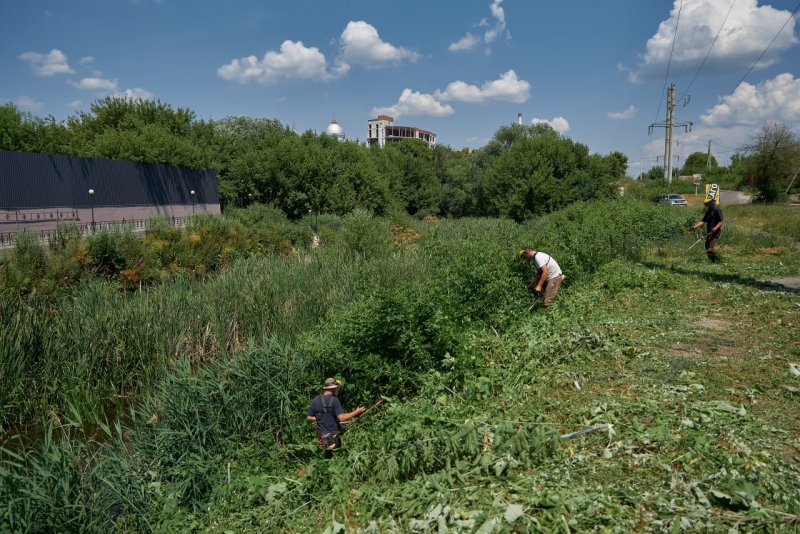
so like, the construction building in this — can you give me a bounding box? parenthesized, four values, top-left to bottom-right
(367, 115, 436, 148)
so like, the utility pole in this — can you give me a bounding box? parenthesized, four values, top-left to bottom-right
(665, 83, 674, 184)
(649, 82, 692, 185)
(638, 148, 643, 180)
(706, 139, 712, 171)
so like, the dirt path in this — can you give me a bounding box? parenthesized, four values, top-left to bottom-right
(765, 276, 800, 289)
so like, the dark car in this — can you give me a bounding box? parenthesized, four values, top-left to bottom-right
(654, 193, 688, 206)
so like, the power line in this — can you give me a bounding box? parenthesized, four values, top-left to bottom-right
(653, 0, 685, 124)
(703, 1, 800, 121)
(673, 0, 707, 81)
(680, 0, 736, 99)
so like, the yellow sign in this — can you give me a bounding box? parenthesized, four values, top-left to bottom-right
(704, 183, 720, 205)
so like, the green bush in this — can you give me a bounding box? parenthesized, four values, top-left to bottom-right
(87, 228, 141, 276)
(225, 203, 289, 228)
(519, 198, 687, 281)
(1, 231, 47, 296)
(340, 209, 392, 258)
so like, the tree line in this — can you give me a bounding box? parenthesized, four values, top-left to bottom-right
(0, 97, 633, 220)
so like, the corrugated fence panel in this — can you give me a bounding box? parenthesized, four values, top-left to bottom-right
(0, 149, 219, 209)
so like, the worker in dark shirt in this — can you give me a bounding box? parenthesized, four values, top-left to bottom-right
(307, 378, 365, 458)
(691, 198, 724, 262)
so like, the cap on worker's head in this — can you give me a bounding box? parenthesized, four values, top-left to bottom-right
(322, 378, 340, 390)
(703, 198, 716, 206)
(518, 247, 533, 257)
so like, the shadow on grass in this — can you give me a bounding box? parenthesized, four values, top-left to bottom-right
(641, 261, 800, 296)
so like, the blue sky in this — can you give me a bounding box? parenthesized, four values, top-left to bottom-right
(2, 0, 799, 174)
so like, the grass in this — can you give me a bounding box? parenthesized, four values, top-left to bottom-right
(1, 201, 798, 532)
(191, 204, 800, 532)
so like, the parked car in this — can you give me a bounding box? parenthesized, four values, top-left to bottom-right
(654, 193, 688, 206)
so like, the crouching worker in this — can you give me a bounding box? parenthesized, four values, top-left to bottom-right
(519, 247, 564, 308)
(307, 378, 365, 458)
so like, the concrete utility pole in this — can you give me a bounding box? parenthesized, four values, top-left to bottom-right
(707, 139, 712, 171)
(665, 83, 674, 184)
(649, 82, 692, 185)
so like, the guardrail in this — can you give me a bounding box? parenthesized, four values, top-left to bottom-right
(0, 216, 191, 248)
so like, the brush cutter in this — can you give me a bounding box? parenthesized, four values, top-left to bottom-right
(686, 231, 712, 253)
(523, 282, 541, 311)
(340, 396, 388, 431)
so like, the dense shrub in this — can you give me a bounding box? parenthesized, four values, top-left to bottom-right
(339, 209, 393, 258)
(87, 228, 140, 276)
(518, 198, 688, 281)
(0, 231, 47, 296)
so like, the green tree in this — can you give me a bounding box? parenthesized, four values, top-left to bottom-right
(604, 151, 629, 179)
(373, 139, 439, 216)
(0, 103, 38, 151)
(477, 124, 616, 221)
(0, 103, 71, 153)
(742, 123, 800, 201)
(681, 151, 718, 176)
(433, 146, 475, 217)
(67, 97, 219, 169)
(644, 165, 664, 181)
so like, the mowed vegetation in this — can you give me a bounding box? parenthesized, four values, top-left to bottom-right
(1, 200, 799, 532)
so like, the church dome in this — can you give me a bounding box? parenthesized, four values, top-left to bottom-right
(325, 117, 345, 139)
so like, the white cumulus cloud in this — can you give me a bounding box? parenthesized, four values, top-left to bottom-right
(435, 70, 530, 103)
(701, 72, 800, 128)
(116, 88, 155, 100)
(372, 89, 454, 118)
(631, 0, 799, 82)
(68, 77, 118, 91)
(217, 40, 346, 85)
(339, 21, 419, 68)
(608, 105, 638, 120)
(449, 0, 509, 53)
(449, 33, 481, 52)
(484, 0, 507, 43)
(18, 49, 74, 76)
(531, 116, 570, 134)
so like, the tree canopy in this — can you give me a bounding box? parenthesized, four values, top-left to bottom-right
(681, 151, 718, 176)
(1, 98, 639, 219)
(741, 122, 799, 201)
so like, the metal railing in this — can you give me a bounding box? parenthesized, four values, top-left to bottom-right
(0, 209, 80, 224)
(0, 216, 191, 248)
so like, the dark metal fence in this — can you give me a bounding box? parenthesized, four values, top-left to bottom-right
(0, 209, 80, 224)
(0, 216, 190, 247)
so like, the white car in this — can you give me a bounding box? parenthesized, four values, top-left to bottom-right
(654, 193, 688, 206)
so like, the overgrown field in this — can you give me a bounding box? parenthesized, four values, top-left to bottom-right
(1, 201, 799, 532)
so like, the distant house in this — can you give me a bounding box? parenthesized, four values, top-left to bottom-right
(0, 149, 219, 243)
